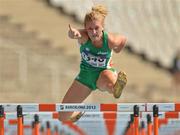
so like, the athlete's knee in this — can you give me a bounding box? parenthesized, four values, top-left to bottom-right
(99, 70, 111, 79)
(107, 83, 114, 93)
(98, 83, 113, 93)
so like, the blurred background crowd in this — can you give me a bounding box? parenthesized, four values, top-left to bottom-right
(0, 0, 179, 103)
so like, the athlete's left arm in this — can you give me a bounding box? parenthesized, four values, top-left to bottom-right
(108, 33, 127, 53)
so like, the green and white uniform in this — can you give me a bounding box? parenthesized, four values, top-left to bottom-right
(75, 31, 115, 90)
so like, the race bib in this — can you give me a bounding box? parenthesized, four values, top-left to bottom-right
(81, 51, 107, 67)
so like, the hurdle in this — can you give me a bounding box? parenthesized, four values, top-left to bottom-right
(1, 103, 180, 135)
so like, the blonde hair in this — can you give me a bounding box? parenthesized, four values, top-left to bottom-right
(84, 5, 108, 27)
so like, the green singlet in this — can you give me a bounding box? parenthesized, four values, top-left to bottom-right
(75, 31, 116, 90)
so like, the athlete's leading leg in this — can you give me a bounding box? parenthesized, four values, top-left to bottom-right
(59, 80, 92, 122)
(96, 69, 127, 98)
(96, 69, 117, 93)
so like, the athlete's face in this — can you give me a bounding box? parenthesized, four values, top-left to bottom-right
(85, 20, 104, 42)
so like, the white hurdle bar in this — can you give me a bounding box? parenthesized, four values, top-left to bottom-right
(2, 111, 180, 121)
(0, 103, 180, 112)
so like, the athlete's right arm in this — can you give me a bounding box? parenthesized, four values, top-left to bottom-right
(68, 24, 82, 39)
(68, 24, 88, 44)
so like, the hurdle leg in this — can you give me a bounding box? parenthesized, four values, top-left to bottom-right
(34, 114, 40, 135)
(46, 121, 51, 135)
(140, 121, 145, 135)
(0, 106, 4, 135)
(153, 105, 159, 135)
(133, 105, 139, 135)
(147, 114, 152, 135)
(17, 105, 23, 135)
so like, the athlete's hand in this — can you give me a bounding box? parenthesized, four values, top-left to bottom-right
(68, 24, 82, 39)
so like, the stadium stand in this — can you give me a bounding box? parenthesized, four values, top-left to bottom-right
(0, 14, 78, 102)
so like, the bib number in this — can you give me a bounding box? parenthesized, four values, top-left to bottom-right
(81, 52, 107, 67)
